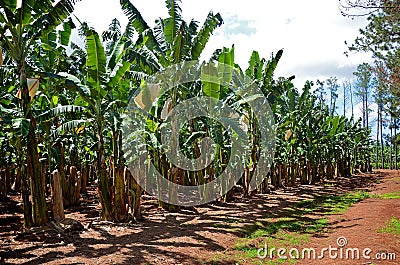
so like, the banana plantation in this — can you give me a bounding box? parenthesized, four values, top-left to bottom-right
(0, 0, 373, 233)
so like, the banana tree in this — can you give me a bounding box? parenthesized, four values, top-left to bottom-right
(0, 0, 77, 228)
(61, 28, 132, 220)
(0, 51, 20, 194)
(119, 0, 224, 209)
(245, 50, 290, 189)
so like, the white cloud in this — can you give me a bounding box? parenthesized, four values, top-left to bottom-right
(72, 0, 373, 88)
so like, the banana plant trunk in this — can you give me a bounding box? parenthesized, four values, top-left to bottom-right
(113, 165, 127, 222)
(96, 120, 112, 220)
(21, 164, 32, 229)
(20, 65, 48, 227)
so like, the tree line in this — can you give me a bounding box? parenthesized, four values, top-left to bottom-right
(0, 0, 377, 229)
(341, 0, 400, 169)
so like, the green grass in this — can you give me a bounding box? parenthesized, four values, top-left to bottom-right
(233, 231, 309, 264)
(264, 259, 297, 265)
(212, 217, 244, 229)
(225, 218, 243, 223)
(379, 216, 400, 235)
(243, 217, 328, 240)
(377, 191, 400, 199)
(213, 223, 233, 229)
(299, 190, 371, 215)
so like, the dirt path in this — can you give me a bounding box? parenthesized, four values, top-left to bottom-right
(296, 170, 400, 265)
(0, 170, 399, 265)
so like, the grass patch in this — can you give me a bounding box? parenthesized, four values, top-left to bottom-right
(240, 191, 370, 241)
(233, 231, 308, 264)
(379, 216, 400, 235)
(212, 218, 244, 230)
(300, 190, 370, 215)
(225, 218, 243, 223)
(374, 192, 400, 199)
(212, 217, 244, 229)
(213, 223, 233, 229)
(243, 247, 260, 259)
(244, 217, 328, 239)
(264, 259, 297, 265)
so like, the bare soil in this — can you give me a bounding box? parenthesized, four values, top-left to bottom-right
(0, 170, 399, 265)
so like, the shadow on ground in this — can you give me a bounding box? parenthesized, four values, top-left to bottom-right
(0, 171, 385, 265)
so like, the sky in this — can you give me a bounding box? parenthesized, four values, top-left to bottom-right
(72, 0, 376, 123)
(72, 0, 372, 85)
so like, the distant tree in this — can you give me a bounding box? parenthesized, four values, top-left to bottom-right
(339, 0, 398, 17)
(343, 80, 354, 117)
(394, 118, 399, 169)
(374, 71, 386, 168)
(374, 60, 400, 168)
(382, 50, 400, 100)
(387, 100, 400, 169)
(315, 79, 326, 108)
(314, 77, 339, 115)
(345, 0, 400, 94)
(326, 77, 339, 115)
(353, 63, 376, 129)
